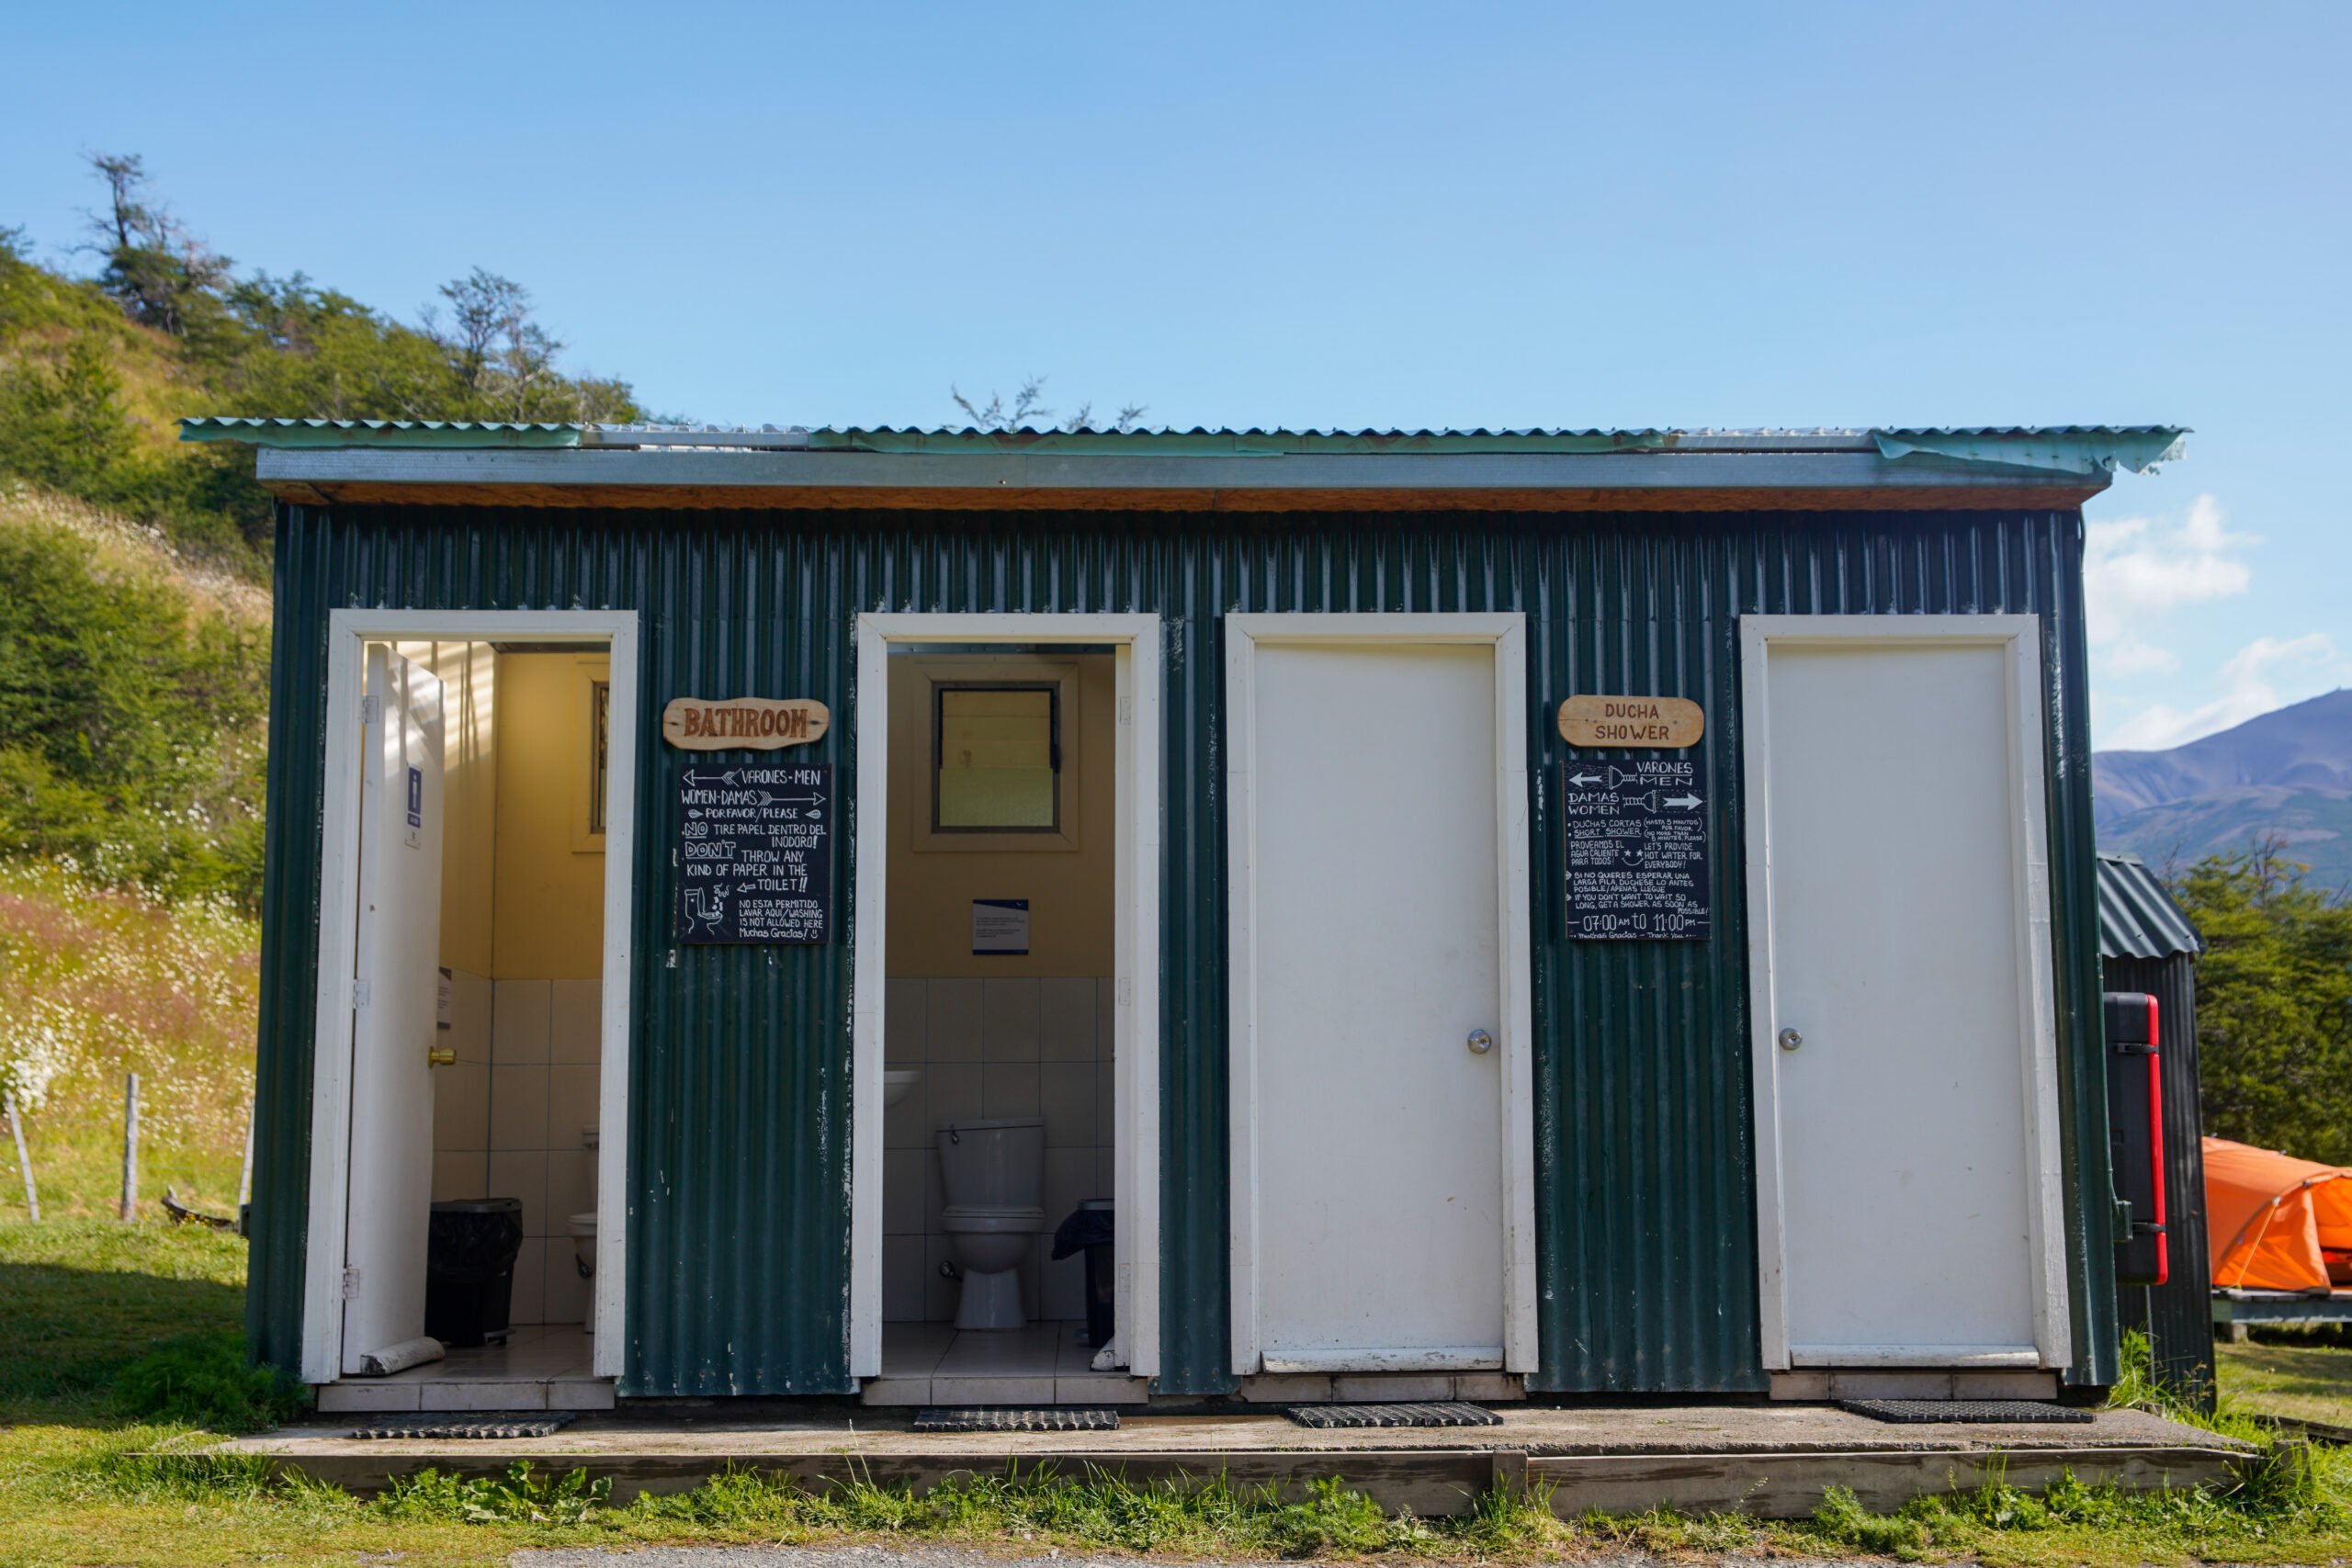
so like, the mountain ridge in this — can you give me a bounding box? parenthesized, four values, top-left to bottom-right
(2095, 688, 2352, 890)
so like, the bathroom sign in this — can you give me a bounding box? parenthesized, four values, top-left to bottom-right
(1557, 694, 1703, 748)
(1563, 760, 1711, 939)
(972, 899, 1030, 956)
(662, 696, 831, 751)
(673, 762, 832, 943)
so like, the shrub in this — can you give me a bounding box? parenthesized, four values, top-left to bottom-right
(112, 1330, 304, 1434)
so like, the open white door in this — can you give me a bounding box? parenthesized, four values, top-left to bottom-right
(1742, 615, 2069, 1371)
(342, 647, 446, 1373)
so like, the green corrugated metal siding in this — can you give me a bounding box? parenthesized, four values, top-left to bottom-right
(2107, 953, 2213, 1407)
(246, 503, 2119, 1395)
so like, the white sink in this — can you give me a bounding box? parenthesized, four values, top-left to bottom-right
(883, 1068, 921, 1108)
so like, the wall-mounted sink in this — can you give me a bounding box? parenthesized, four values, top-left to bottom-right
(883, 1068, 921, 1108)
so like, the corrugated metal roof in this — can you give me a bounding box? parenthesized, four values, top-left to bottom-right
(179, 417, 584, 447)
(2097, 852, 2204, 959)
(182, 416, 2188, 471)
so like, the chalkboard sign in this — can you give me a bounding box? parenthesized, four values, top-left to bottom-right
(673, 762, 832, 943)
(1563, 760, 1710, 939)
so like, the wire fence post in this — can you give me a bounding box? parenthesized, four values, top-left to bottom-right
(4, 1089, 36, 1223)
(119, 1072, 141, 1222)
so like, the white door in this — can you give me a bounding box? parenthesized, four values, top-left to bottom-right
(1742, 615, 2068, 1370)
(1228, 617, 1535, 1375)
(342, 647, 446, 1372)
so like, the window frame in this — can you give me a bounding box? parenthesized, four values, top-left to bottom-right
(931, 680, 1063, 834)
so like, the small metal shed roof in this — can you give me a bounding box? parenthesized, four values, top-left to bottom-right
(175, 419, 2187, 513)
(2096, 851, 2204, 960)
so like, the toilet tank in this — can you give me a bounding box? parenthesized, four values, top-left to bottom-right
(936, 1117, 1046, 1210)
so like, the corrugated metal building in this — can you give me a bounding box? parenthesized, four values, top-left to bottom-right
(2097, 850, 2213, 1405)
(193, 419, 2187, 1408)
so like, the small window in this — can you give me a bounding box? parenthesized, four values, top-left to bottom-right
(934, 684, 1059, 831)
(588, 678, 611, 835)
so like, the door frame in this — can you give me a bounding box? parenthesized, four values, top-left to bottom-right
(1738, 613, 2070, 1371)
(850, 613, 1164, 1381)
(301, 609, 641, 1384)
(1223, 612, 1537, 1376)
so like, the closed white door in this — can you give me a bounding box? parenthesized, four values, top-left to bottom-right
(342, 647, 446, 1372)
(1743, 616, 2067, 1369)
(1235, 628, 1527, 1372)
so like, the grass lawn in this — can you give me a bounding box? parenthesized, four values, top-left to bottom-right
(7, 1219, 2352, 1567)
(2219, 1335, 2352, 1430)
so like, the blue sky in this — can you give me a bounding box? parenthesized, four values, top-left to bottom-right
(6, 1, 2345, 751)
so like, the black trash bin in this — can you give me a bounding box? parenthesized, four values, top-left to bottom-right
(425, 1197, 524, 1348)
(1052, 1199, 1115, 1348)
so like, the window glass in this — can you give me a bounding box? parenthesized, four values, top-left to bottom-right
(936, 686, 1057, 829)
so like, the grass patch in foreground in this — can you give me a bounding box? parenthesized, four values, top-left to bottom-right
(2220, 1333, 2352, 1430)
(0, 1219, 246, 1405)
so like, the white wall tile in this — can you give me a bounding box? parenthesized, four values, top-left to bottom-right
(546, 1149, 595, 1226)
(883, 1235, 926, 1322)
(923, 1234, 958, 1322)
(981, 1064, 1039, 1120)
(884, 1148, 926, 1235)
(488, 1065, 548, 1154)
(982, 979, 1041, 1060)
(432, 1149, 487, 1202)
(1097, 977, 1114, 1062)
(926, 1063, 982, 1128)
(1038, 979, 1097, 1060)
(548, 980, 601, 1065)
(882, 1073, 928, 1150)
(448, 969, 493, 1063)
(927, 980, 983, 1061)
(492, 979, 552, 1064)
(548, 1066, 600, 1152)
(923, 1148, 945, 1232)
(885, 978, 928, 1063)
(433, 1059, 491, 1152)
(488, 1149, 549, 1239)
(1039, 1063, 1093, 1148)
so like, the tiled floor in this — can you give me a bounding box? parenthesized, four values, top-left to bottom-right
(863, 1319, 1148, 1406)
(315, 1325, 614, 1413)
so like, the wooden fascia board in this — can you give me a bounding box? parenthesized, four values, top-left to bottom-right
(256, 447, 2108, 513)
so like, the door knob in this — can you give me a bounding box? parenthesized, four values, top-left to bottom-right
(427, 1046, 457, 1067)
(1776, 1028, 1804, 1052)
(1466, 1030, 1494, 1055)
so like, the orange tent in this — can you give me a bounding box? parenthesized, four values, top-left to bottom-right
(2204, 1135, 2352, 1292)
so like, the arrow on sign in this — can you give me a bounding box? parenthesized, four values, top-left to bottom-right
(1664, 793, 1702, 810)
(682, 768, 741, 787)
(1567, 771, 1603, 787)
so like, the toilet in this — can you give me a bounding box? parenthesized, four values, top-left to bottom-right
(936, 1117, 1046, 1330)
(568, 1212, 597, 1332)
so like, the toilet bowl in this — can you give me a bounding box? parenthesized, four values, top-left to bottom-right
(937, 1117, 1046, 1331)
(568, 1212, 597, 1333)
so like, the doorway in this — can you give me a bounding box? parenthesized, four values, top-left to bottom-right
(851, 614, 1163, 1393)
(301, 611, 639, 1392)
(1739, 615, 2070, 1370)
(1224, 614, 1537, 1377)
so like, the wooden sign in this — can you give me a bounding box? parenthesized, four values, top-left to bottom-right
(1558, 694, 1703, 749)
(663, 696, 830, 750)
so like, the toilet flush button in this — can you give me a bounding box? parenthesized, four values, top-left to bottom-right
(1466, 1030, 1494, 1055)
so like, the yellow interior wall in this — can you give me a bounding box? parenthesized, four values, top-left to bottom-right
(492, 652, 608, 980)
(395, 640, 498, 976)
(887, 654, 1114, 977)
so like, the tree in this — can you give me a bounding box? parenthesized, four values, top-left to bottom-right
(82, 152, 232, 339)
(2173, 836, 2352, 1166)
(951, 375, 1145, 434)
